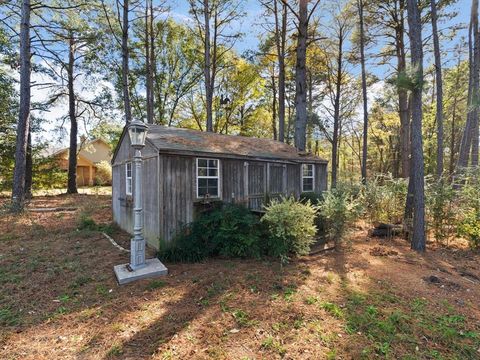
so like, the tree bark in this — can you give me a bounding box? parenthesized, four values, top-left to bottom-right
(122, 0, 132, 124)
(397, 0, 410, 178)
(406, 0, 426, 252)
(25, 130, 32, 199)
(358, 0, 368, 183)
(204, 0, 213, 132)
(67, 34, 78, 194)
(145, 0, 154, 124)
(471, 1, 480, 166)
(431, 0, 444, 178)
(457, 0, 479, 169)
(271, 71, 278, 140)
(331, 27, 344, 188)
(274, 0, 287, 142)
(294, 0, 308, 151)
(11, 0, 31, 212)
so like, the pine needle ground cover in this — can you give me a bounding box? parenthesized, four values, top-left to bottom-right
(0, 195, 479, 359)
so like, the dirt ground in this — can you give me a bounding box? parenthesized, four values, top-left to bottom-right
(0, 194, 479, 359)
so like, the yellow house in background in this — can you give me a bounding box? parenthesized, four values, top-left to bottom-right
(50, 138, 112, 186)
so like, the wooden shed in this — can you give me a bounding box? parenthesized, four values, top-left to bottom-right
(112, 125, 328, 249)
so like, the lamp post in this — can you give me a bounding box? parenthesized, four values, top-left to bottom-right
(127, 119, 148, 270)
(114, 119, 168, 285)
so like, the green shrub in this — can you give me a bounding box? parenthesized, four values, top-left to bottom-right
(95, 160, 112, 186)
(425, 177, 456, 245)
(457, 209, 480, 250)
(159, 203, 263, 262)
(319, 189, 362, 246)
(361, 176, 407, 225)
(261, 197, 318, 262)
(300, 192, 323, 204)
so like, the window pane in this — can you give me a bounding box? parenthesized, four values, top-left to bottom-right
(198, 159, 207, 167)
(208, 159, 218, 168)
(198, 168, 207, 176)
(303, 178, 313, 191)
(208, 168, 218, 176)
(198, 178, 208, 187)
(198, 187, 208, 196)
(207, 178, 218, 196)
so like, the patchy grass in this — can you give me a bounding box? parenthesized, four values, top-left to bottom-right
(0, 194, 479, 359)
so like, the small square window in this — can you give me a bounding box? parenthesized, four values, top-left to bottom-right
(196, 158, 220, 198)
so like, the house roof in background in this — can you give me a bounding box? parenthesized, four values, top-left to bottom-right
(145, 125, 327, 163)
(40, 138, 109, 159)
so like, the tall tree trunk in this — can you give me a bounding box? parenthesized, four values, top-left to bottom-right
(145, 0, 154, 124)
(397, 0, 410, 178)
(122, 0, 132, 124)
(67, 34, 78, 194)
(204, 0, 213, 132)
(471, 2, 480, 166)
(271, 71, 278, 140)
(25, 130, 32, 199)
(11, 0, 31, 212)
(431, 0, 444, 178)
(358, 0, 368, 183)
(274, 0, 287, 142)
(307, 70, 313, 151)
(331, 29, 344, 188)
(457, 0, 479, 169)
(450, 57, 462, 176)
(406, 0, 426, 252)
(294, 0, 308, 151)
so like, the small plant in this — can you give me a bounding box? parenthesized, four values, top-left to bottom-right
(232, 309, 256, 327)
(457, 209, 480, 250)
(262, 196, 318, 262)
(145, 279, 166, 291)
(425, 177, 456, 245)
(261, 336, 287, 357)
(319, 189, 362, 247)
(320, 302, 344, 319)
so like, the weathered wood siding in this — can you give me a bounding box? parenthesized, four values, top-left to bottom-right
(159, 154, 195, 244)
(142, 156, 159, 248)
(315, 163, 328, 192)
(286, 164, 301, 198)
(221, 159, 247, 205)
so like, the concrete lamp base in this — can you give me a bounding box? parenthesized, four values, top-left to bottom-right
(114, 258, 168, 285)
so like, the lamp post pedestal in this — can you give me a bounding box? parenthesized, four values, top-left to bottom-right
(114, 120, 168, 285)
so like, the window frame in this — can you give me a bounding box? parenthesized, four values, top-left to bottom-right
(301, 163, 315, 193)
(196, 158, 221, 199)
(126, 162, 133, 196)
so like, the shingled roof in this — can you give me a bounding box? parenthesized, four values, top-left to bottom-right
(144, 125, 327, 163)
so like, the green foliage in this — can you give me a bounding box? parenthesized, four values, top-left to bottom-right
(425, 177, 457, 245)
(457, 209, 480, 250)
(77, 214, 115, 235)
(159, 203, 264, 262)
(31, 149, 68, 191)
(261, 197, 318, 262)
(94, 160, 112, 186)
(362, 176, 407, 225)
(319, 189, 362, 246)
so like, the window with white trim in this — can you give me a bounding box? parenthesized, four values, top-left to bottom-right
(126, 162, 132, 195)
(302, 164, 315, 192)
(196, 158, 219, 198)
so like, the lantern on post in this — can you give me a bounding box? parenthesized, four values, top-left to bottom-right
(114, 119, 168, 284)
